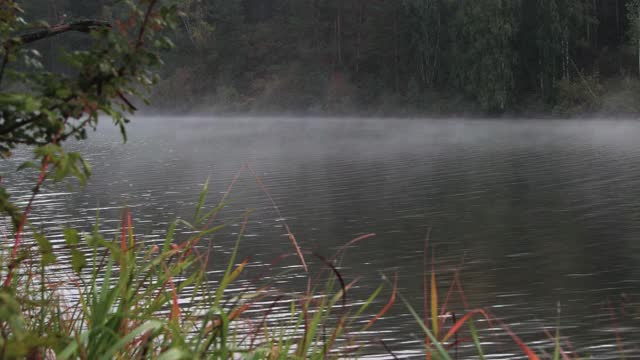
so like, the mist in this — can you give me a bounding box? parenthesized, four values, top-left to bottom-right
(2, 1, 640, 358)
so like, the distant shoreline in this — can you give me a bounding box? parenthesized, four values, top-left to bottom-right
(146, 75, 640, 120)
(139, 105, 640, 120)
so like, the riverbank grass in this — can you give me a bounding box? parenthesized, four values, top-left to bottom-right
(0, 179, 632, 359)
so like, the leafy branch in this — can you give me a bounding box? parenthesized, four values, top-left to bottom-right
(0, 0, 177, 286)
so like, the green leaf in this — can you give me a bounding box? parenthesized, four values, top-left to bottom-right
(34, 232, 56, 266)
(0, 290, 25, 336)
(194, 177, 210, 224)
(55, 87, 71, 98)
(86, 232, 105, 248)
(70, 249, 86, 274)
(64, 228, 80, 246)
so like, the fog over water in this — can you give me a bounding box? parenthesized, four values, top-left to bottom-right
(4, 117, 640, 358)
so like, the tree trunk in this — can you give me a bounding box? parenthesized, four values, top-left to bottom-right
(586, 4, 590, 45)
(432, 3, 441, 85)
(593, 0, 597, 49)
(615, 0, 620, 44)
(355, 0, 363, 74)
(393, 7, 399, 94)
(334, 1, 343, 71)
(562, 24, 569, 80)
(637, 8, 640, 76)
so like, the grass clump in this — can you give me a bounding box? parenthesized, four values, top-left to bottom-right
(0, 171, 637, 359)
(0, 175, 398, 359)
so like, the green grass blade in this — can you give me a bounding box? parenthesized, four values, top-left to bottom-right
(468, 318, 485, 360)
(553, 326, 561, 360)
(99, 320, 163, 360)
(354, 283, 385, 319)
(158, 348, 190, 360)
(58, 331, 90, 360)
(388, 272, 451, 360)
(194, 176, 210, 224)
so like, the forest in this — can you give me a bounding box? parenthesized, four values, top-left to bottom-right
(20, 0, 640, 115)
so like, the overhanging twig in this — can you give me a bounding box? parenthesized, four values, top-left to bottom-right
(11, 20, 111, 46)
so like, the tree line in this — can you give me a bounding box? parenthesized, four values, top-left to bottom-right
(18, 0, 640, 115)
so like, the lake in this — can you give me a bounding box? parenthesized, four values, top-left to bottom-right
(4, 117, 640, 358)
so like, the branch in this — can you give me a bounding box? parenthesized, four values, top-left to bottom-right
(136, 0, 159, 49)
(117, 91, 138, 111)
(0, 47, 9, 86)
(9, 20, 111, 47)
(58, 117, 93, 143)
(0, 20, 111, 88)
(0, 114, 46, 136)
(0, 136, 47, 147)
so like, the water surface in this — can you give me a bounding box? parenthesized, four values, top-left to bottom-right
(5, 117, 640, 358)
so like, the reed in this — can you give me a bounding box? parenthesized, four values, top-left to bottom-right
(0, 175, 634, 359)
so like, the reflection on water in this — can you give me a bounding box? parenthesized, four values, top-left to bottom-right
(3, 117, 640, 358)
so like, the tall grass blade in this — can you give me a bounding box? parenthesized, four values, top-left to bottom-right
(441, 309, 492, 342)
(246, 164, 307, 272)
(393, 282, 451, 360)
(494, 317, 541, 360)
(313, 252, 347, 308)
(468, 318, 485, 360)
(99, 320, 163, 360)
(214, 211, 250, 307)
(194, 176, 210, 224)
(544, 329, 572, 360)
(554, 302, 561, 360)
(379, 339, 400, 360)
(454, 271, 469, 310)
(423, 229, 431, 360)
(161, 262, 181, 323)
(157, 348, 189, 360)
(364, 273, 397, 331)
(354, 283, 384, 319)
(330, 233, 376, 262)
(607, 299, 626, 359)
(58, 332, 90, 360)
(430, 252, 439, 339)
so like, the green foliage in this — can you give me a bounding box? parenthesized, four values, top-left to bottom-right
(0, 190, 395, 359)
(64, 227, 86, 273)
(0, 0, 177, 226)
(34, 232, 55, 266)
(554, 73, 603, 115)
(141, 0, 638, 115)
(449, 0, 519, 112)
(2, 172, 584, 359)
